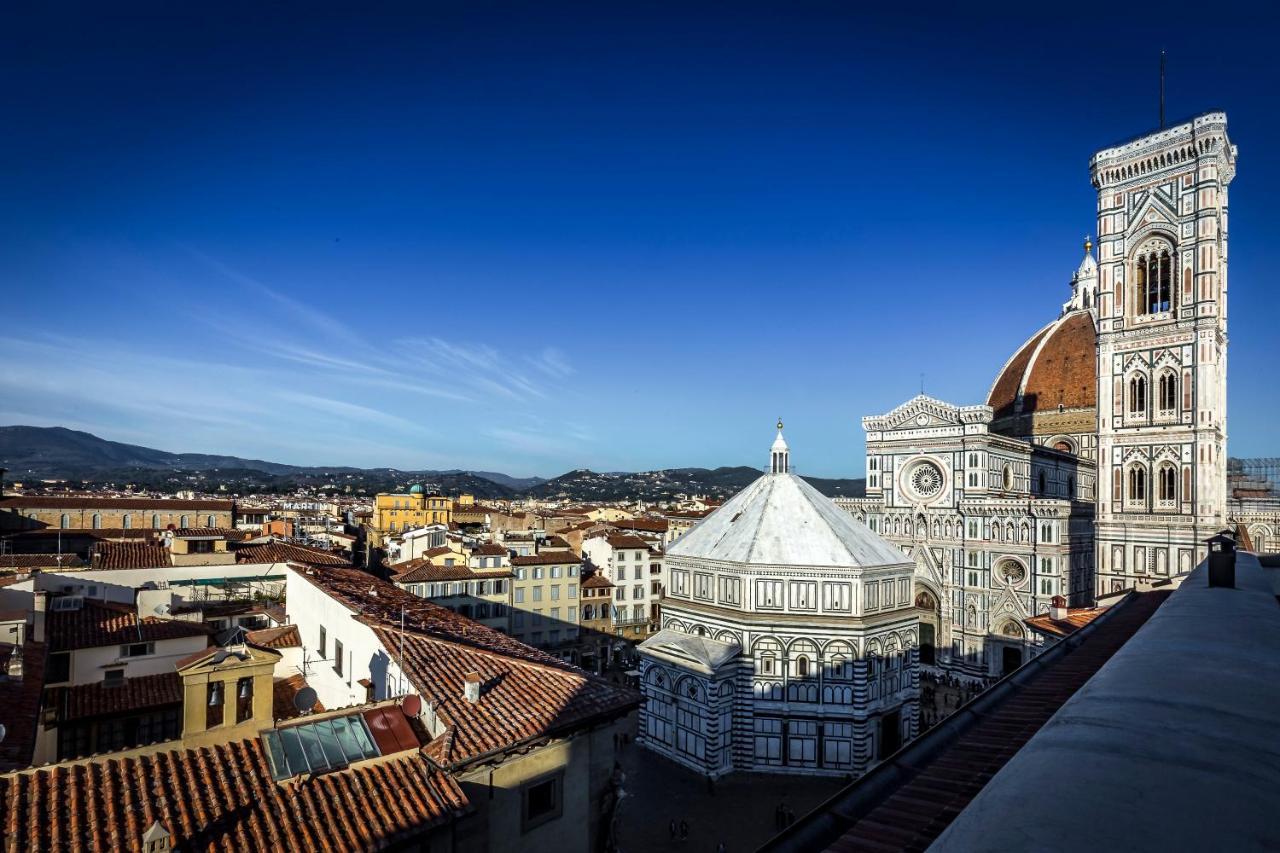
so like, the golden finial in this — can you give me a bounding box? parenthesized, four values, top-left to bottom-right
(1084, 235, 1093, 254)
(777, 417, 784, 431)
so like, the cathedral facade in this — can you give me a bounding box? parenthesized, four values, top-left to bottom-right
(839, 395, 1096, 680)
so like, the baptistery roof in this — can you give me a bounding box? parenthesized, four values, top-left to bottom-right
(667, 469, 908, 569)
(986, 308, 1097, 427)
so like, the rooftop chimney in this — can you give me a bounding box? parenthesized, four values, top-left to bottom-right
(463, 671, 482, 703)
(32, 590, 48, 644)
(1050, 595, 1068, 621)
(6, 646, 23, 682)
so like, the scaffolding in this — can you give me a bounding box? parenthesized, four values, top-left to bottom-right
(1228, 457, 1280, 497)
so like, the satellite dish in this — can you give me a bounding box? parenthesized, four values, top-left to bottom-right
(293, 686, 319, 714)
(0, 722, 7, 743)
(401, 694, 422, 716)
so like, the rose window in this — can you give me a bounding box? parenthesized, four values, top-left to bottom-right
(909, 462, 944, 498)
(997, 560, 1026, 585)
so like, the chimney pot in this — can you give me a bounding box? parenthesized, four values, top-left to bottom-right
(463, 671, 482, 703)
(32, 591, 48, 644)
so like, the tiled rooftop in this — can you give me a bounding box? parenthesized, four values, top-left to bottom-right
(1023, 606, 1109, 638)
(376, 626, 638, 766)
(391, 561, 498, 584)
(233, 541, 349, 565)
(510, 549, 583, 566)
(295, 566, 567, 665)
(45, 672, 183, 723)
(48, 600, 213, 652)
(0, 554, 85, 569)
(0, 718, 469, 851)
(91, 541, 171, 569)
(245, 624, 301, 649)
(271, 673, 324, 720)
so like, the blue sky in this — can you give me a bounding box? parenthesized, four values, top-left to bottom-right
(2, 3, 1277, 478)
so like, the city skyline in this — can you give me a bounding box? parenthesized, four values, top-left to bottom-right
(4, 4, 1279, 477)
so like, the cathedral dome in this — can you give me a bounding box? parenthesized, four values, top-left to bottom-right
(986, 309, 1097, 436)
(668, 468, 908, 569)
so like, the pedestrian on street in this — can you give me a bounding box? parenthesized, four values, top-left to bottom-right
(669, 820, 677, 842)
(717, 843, 727, 853)
(679, 820, 689, 842)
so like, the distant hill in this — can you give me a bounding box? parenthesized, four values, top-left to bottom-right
(524, 466, 864, 501)
(0, 425, 862, 500)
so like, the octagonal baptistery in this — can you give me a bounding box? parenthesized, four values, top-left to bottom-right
(637, 424, 920, 779)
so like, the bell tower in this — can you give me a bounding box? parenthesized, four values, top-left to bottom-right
(1090, 112, 1236, 593)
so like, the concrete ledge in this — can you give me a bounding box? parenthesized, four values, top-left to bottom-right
(931, 553, 1280, 852)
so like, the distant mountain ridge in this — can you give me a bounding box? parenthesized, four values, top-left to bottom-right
(0, 425, 864, 499)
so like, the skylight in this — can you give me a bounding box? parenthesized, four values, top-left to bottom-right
(262, 713, 380, 780)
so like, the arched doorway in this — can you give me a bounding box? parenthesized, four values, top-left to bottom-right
(914, 587, 940, 666)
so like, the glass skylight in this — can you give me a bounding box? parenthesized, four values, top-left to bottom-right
(262, 713, 380, 780)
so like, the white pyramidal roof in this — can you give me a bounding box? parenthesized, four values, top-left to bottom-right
(667, 469, 909, 569)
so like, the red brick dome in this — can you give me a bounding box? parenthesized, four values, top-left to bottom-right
(987, 310, 1097, 427)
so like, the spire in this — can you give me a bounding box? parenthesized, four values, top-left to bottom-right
(770, 419, 790, 474)
(1084, 234, 1092, 255)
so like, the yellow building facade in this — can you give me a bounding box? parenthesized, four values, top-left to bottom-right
(372, 485, 453, 534)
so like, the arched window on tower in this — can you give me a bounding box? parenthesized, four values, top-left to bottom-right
(1128, 466, 1147, 504)
(1129, 375, 1147, 416)
(1158, 464, 1177, 504)
(1158, 372, 1177, 413)
(1136, 244, 1173, 314)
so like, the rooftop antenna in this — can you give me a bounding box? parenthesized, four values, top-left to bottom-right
(1159, 49, 1166, 130)
(920, 373, 925, 396)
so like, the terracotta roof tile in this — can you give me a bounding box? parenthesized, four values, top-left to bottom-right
(613, 517, 669, 533)
(91, 541, 171, 569)
(392, 562, 496, 584)
(295, 566, 566, 666)
(988, 311, 1097, 424)
(0, 723, 469, 851)
(510, 550, 582, 567)
(245, 625, 302, 649)
(0, 554, 84, 569)
(581, 573, 614, 589)
(271, 674, 323, 720)
(170, 527, 242, 538)
(44, 672, 182, 723)
(602, 534, 651, 550)
(1024, 606, 1108, 638)
(472, 543, 508, 556)
(373, 626, 638, 766)
(47, 600, 213, 652)
(233, 542, 350, 566)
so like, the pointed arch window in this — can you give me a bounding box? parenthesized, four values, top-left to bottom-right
(1128, 375, 1147, 416)
(1158, 464, 1177, 503)
(92, 513, 101, 530)
(1158, 372, 1177, 413)
(1136, 244, 1173, 314)
(1128, 466, 1147, 503)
